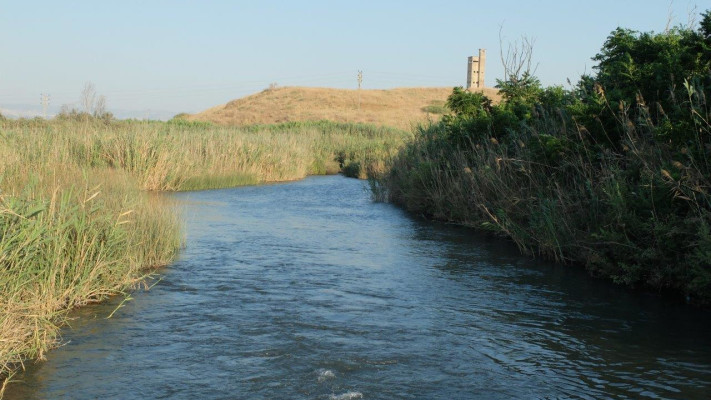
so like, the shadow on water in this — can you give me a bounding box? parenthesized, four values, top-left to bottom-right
(6, 175, 711, 400)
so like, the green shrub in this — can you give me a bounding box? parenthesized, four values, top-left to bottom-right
(379, 9, 711, 306)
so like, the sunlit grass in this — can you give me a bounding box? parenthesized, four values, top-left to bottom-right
(0, 117, 409, 392)
(0, 166, 181, 394)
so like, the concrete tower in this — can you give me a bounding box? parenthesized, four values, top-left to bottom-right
(466, 49, 486, 89)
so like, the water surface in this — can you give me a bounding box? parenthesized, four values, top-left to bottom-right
(7, 175, 711, 399)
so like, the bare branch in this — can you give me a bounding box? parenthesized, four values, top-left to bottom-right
(81, 82, 96, 114)
(665, 0, 675, 32)
(94, 95, 106, 117)
(686, 4, 698, 30)
(498, 26, 538, 84)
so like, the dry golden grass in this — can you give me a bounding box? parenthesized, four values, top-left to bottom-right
(187, 86, 501, 130)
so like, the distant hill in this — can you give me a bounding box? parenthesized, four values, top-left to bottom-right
(186, 86, 501, 130)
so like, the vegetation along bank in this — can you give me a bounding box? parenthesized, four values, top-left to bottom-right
(376, 11, 711, 306)
(0, 117, 408, 393)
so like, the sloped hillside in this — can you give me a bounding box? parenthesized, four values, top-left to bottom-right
(187, 86, 500, 129)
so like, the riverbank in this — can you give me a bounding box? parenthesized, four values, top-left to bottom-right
(0, 118, 409, 393)
(6, 175, 710, 399)
(376, 15, 711, 306)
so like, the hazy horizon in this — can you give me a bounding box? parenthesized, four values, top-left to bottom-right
(0, 0, 703, 119)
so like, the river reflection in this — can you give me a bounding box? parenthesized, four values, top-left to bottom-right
(6, 175, 711, 399)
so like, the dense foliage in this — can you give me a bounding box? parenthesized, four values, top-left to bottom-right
(382, 11, 711, 305)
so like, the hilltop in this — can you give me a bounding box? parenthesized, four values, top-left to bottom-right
(186, 86, 501, 129)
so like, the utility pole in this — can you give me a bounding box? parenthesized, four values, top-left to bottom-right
(357, 70, 363, 110)
(40, 93, 50, 118)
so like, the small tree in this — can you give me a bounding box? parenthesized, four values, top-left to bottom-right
(81, 82, 97, 114)
(498, 29, 537, 85)
(496, 29, 542, 112)
(73, 82, 113, 122)
(94, 95, 106, 117)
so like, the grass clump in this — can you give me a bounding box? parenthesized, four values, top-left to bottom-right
(0, 166, 181, 395)
(421, 100, 449, 115)
(378, 10, 711, 306)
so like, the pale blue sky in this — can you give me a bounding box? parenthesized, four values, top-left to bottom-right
(0, 0, 705, 118)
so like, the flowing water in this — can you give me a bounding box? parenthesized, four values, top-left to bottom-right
(6, 175, 711, 399)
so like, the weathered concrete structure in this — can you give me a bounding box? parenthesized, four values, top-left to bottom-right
(466, 49, 486, 89)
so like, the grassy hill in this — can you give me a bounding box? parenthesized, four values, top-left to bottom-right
(186, 86, 501, 130)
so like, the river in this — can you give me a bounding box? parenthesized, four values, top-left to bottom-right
(6, 175, 711, 399)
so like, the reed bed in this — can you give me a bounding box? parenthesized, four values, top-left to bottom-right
(1, 118, 407, 191)
(0, 165, 181, 395)
(0, 117, 408, 393)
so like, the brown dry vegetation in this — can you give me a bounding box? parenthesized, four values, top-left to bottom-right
(186, 86, 501, 130)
